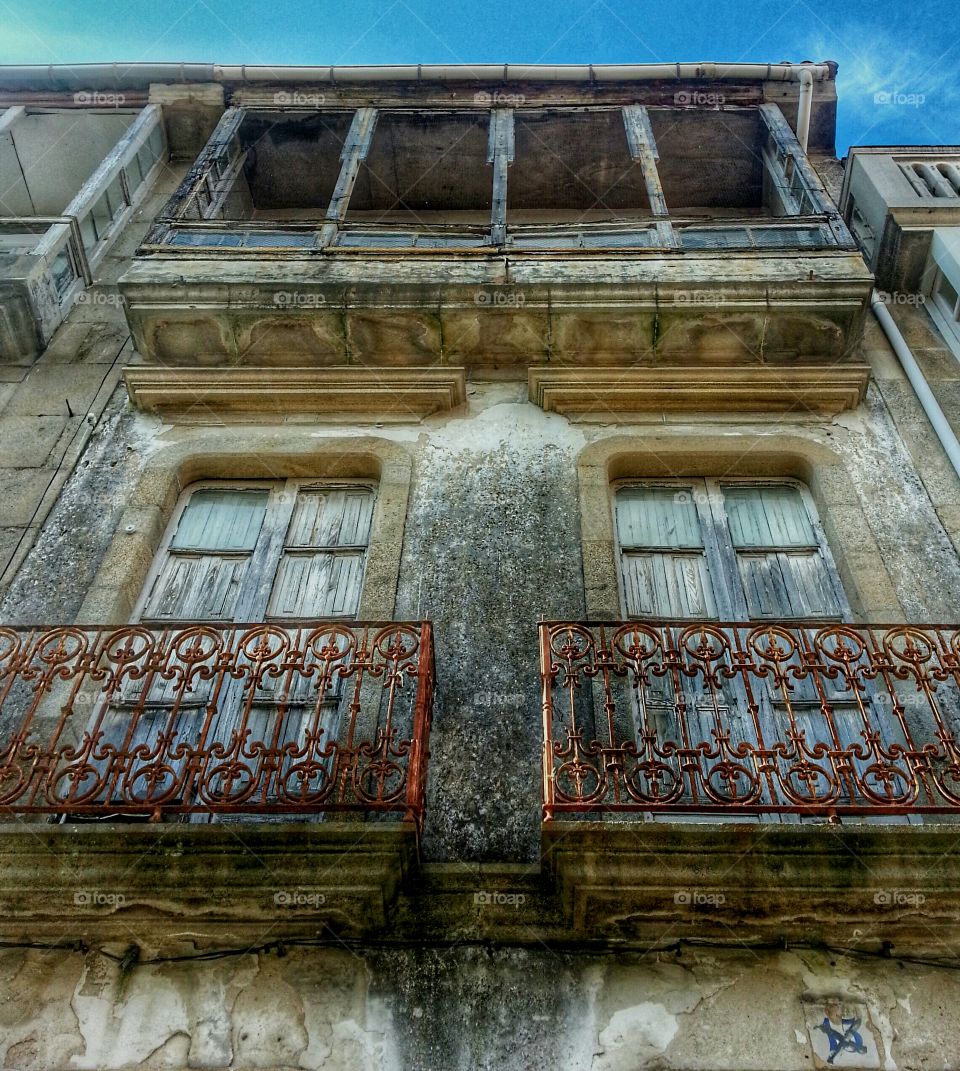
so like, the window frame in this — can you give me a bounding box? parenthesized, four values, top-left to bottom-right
(134, 477, 378, 625)
(928, 266, 960, 356)
(611, 476, 849, 623)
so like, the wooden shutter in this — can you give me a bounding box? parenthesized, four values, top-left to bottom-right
(720, 484, 843, 619)
(614, 478, 859, 823)
(266, 487, 374, 619)
(141, 488, 269, 621)
(615, 486, 718, 618)
(100, 481, 375, 815)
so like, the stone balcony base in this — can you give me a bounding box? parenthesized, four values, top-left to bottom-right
(542, 821, 960, 954)
(119, 251, 872, 372)
(3, 820, 955, 955)
(0, 821, 418, 943)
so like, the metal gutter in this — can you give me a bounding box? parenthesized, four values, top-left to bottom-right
(0, 61, 835, 92)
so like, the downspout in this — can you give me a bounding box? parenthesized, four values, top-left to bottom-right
(870, 289, 960, 481)
(796, 67, 815, 152)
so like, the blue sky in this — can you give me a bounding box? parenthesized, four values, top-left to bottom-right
(0, 0, 957, 153)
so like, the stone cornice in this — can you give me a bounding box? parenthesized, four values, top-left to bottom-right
(529, 363, 870, 416)
(123, 365, 467, 420)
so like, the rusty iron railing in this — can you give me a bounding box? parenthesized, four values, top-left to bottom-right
(0, 622, 434, 827)
(540, 621, 960, 819)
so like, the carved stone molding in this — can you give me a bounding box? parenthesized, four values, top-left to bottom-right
(528, 363, 870, 416)
(124, 365, 467, 420)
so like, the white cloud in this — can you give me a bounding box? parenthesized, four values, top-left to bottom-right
(802, 21, 960, 146)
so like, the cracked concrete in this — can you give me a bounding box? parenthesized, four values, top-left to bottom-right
(0, 946, 958, 1069)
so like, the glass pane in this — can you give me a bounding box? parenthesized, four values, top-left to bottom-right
(147, 123, 165, 161)
(244, 232, 316, 248)
(106, 175, 126, 219)
(616, 487, 704, 549)
(724, 485, 815, 548)
(171, 489, 269, 551)
(90, 193, 111, 241)
(168, 230, 245, 247)
(79, 211, 98, 252)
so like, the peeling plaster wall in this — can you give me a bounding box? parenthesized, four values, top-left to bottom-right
(2, 944, 960, 1070)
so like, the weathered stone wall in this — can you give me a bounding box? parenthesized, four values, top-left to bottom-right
(0, 942, 957, 1069)
(4, 368, 960, 860)
(3, 95, 960, 1071)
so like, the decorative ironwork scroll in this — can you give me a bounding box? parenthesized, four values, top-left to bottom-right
(541, 621, 960, 819)
(0, 621, 433, 826)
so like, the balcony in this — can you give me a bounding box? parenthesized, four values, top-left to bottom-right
(0, 620, 433, 939)
(540, 620, 960, 947)
(841, 145, 960, 291)
(0, 105, 167, 362)
(119, 97, 872, 419)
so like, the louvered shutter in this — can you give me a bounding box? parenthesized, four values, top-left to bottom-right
(616, 487, 717, 619)
(722, 484, 842, 619)
(141, 488, 269, 621)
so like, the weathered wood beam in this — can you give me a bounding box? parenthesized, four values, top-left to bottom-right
(146, 106, 245, 242)
(320, 107, 378, 247)
(487, 109, 514, 246)
(759, 102, 854, 247)
(622, 104, 677, 248)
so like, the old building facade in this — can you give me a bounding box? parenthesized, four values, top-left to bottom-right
(0, 60, 958, 1068)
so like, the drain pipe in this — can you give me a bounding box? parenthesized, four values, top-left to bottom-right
(796, 67, 815, 152)
(870, 289, 960, 480)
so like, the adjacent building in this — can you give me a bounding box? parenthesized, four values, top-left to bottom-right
(0, 60, 957, 1069)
